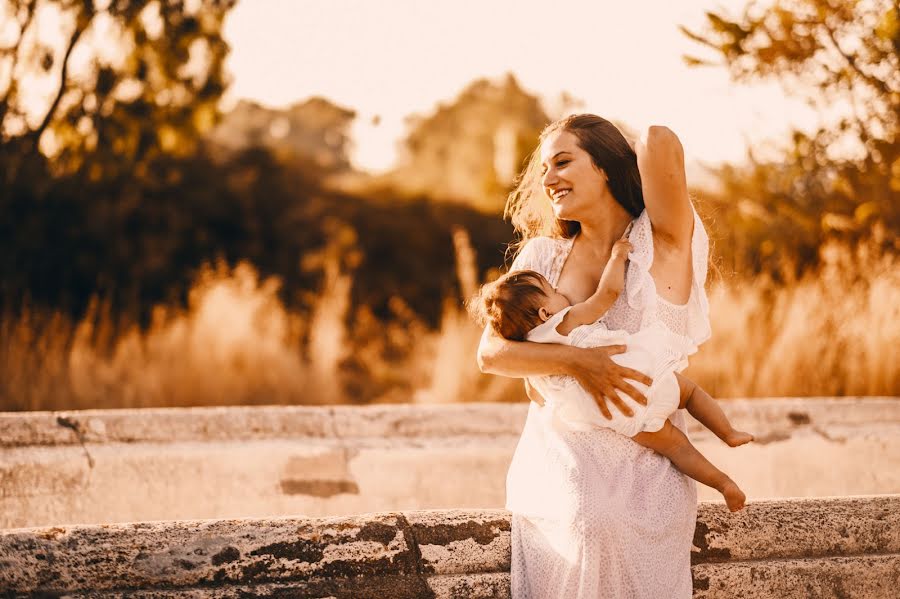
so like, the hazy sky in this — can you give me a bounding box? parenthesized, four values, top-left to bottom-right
(222, 0, 819, 173)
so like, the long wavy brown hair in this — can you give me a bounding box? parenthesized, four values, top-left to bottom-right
(504, 114, 645, 258)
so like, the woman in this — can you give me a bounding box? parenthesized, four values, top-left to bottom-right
(477, 114, 711, 598)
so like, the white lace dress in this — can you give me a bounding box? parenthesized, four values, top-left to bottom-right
(505, 207, 712, 599)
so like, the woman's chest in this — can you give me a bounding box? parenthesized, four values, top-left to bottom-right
(553, 236, 693, 306)
(553, 245, 611, 304)
(556, 267, 604, 304)
(549, 237, 687, 335)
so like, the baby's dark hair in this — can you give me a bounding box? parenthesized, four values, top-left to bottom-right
(467, 270, 548, 341)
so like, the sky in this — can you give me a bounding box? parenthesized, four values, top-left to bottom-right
(221, 0, 821, 174)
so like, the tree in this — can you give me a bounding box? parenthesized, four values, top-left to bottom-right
(0, 0, 237, 314)
(205, 97, 357, 175)
(682, 0, 899, 275)
(392, 72, 550, 213)
(0, 0, 236, 184)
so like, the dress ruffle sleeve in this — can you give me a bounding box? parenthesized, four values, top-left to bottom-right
(509, 236, 558, 276)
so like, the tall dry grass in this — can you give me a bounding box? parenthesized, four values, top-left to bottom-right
(1, 261, 314, 411)
(1, 234, 897, 412)
(687, 239, 900, 397)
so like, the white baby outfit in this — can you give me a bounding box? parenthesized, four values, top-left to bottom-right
(504, 206, 711, 599)
(525, 300, 697, 437)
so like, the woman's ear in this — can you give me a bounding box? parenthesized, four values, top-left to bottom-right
(538, 306, 552, 322)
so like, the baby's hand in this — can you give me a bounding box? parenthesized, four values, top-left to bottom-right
(611, 240, 633, 260)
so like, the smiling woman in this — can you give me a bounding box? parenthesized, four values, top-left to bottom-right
(479, 113, 712, 599)
(504, 115, 644, 246)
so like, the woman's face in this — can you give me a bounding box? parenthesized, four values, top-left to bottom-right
(539, 130, 608, 222)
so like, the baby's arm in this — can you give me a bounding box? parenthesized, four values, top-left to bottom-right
(557, 239, 632, 335)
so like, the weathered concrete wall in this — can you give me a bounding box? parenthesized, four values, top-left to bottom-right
(2, 398, 899, 529)
(1, 495, 898, 598)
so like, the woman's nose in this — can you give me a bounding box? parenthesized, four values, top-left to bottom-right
(541, 168, 556, 188)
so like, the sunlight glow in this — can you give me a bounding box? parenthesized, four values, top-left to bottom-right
(221, 0, 821, 173)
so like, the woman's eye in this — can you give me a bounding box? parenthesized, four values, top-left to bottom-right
(541, 161, 569, 176)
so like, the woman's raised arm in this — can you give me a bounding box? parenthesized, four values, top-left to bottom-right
(635, 126, 694, 248)
(476, 324, 651, 419)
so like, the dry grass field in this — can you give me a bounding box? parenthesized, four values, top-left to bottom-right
(2, 233, 897, 412)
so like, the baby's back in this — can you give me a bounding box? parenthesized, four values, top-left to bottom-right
(574, 320, 695, 380)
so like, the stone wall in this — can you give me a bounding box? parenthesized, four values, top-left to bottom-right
(2, 398, 899, 529)
(2, 495, 898, 598)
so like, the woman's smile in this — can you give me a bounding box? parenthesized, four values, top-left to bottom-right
(551, 188, 572, 202)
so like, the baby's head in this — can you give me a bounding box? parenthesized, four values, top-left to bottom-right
(469, 270, 571, 341)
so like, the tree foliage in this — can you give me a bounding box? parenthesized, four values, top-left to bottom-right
(393, 73, 550, 213)
(206, 97, 357, 174)
(683, 0, 899, 276)
(0, 1, 514, 326)
(1, 0, 235, 183)
(0, 4, 547, 331)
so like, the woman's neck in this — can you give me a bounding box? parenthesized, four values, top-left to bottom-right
(576, 204, 633, 252)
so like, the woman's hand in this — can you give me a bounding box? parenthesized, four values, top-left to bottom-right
(569, 345, 651, 420)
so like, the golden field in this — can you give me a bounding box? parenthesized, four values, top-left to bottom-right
(2, 232, 897, 412)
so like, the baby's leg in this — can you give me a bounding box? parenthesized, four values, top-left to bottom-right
(633, 420, 746, 512)
(676, 373, 753, 447)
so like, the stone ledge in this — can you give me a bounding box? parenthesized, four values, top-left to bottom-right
(692, 555, 900, 599)
(691, 494, 899, 561)
(2, 398, 898, 447)
(0, 404, 523, 448)
(4, 399, 899, 529)
(1, 495, 897, 598)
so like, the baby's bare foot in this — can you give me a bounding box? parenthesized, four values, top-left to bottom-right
(723, 430, 754, 447)
(722, 481, 746, 512)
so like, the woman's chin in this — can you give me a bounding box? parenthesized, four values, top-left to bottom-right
(552, 205, 577, 221)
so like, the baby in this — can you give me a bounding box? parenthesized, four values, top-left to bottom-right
(472, 238, 753, 511)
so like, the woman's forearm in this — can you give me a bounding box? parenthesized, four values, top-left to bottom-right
(479, 325, 651, 414)
(476, 325, 579, 378)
